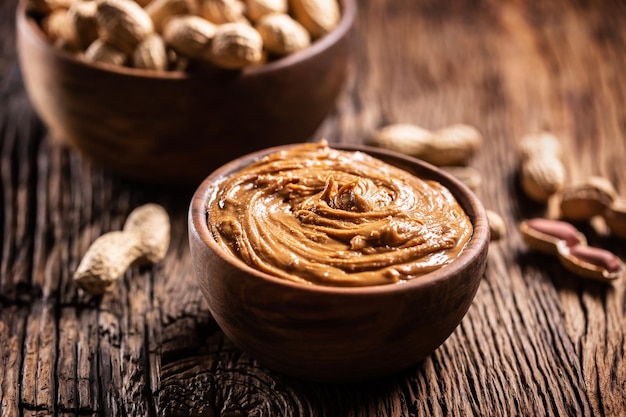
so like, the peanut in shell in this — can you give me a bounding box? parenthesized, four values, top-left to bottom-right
(559, 176, 617, 220)
(162, 15, 217, 60)
(210, 22, 263, 69)
(290, 0, 340, 38)
(247, 0, 288, 22)
(96, 0, 155, 54)
(133, 34, 169, 71)
(200, 0, 247, 24)
(256, 13, 310, 56)
(84, 38, 128, 67)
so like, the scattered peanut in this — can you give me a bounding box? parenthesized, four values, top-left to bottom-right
(210, 22, 264, 69)
(370, 124, 432, 157)
(518, 132, 562, 161)
(486, 210, 506, 242)
(370, 123, 483, 166)
(73, 204, 170, 295)
(256, 13, 310, 56)
(559, 176, 617, 220)
(520, 218, 586, 255)
(520, 156, 567, 203)
(96, 0, 155, 54)
(518, 132, 566, 203)
(557, 241, 624, 282)
(553, 175, 626, 240)
(520, 218, 623, 283)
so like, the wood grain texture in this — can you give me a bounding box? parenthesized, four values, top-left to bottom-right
(2, 0, 626, 416)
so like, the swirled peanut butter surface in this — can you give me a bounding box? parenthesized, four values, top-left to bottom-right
(207, 141, 473, 287)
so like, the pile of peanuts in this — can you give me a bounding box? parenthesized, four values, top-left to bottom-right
(516, 131, 626, 237)
(29, 0, 341, 71)
(516, 132, 626, 282)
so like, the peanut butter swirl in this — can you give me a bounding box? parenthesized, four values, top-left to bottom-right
(207, 141, 473, 287)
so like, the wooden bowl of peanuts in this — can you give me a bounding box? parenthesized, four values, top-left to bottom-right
(16, 0, 356, 183)
(189, 142, 490, 381)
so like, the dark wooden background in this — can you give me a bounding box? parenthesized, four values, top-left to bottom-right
(2, 0, 626, 416)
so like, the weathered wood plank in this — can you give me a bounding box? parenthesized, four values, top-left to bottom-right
(1, 0, 626, 416)
(0, 306, 27, 417)
(21, 300, 57, 414)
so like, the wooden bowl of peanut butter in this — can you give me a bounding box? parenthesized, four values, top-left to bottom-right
(188, 141, 490, 382)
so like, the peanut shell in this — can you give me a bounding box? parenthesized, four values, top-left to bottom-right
(67, 0, 99, 50)
(200, 0, 248, 24)
(519, 218, 587, 255)
(73, 204, 170, 295)
(123, 203, 171, 264)
(83, 38, 127, 66)
(557, 241, 624, 282)
(290, 0, 340, 38)
(96, 0, 155, 54)
(370, 123, 481, 167)
(559, 176, 617, 220)
(424, 124, 482, 166)
(486, 210, 506, 241)
(256, 13, 310, 56)
(132, 34, 169, 71)
(74, 231, 143, 294)
(518, 132, 562, 160)
(162, 15, 216, 60)
(520, 155, 566, 203)
(210, 22, 263, 69)
(246, 0, 287, 22)
(370, 124, 432, 157)
(41, 8, 80, 51)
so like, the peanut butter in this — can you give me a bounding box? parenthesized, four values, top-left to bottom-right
(206, 141, 473, 287)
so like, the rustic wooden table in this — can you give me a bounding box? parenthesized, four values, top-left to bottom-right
(2, 0, 626, 416)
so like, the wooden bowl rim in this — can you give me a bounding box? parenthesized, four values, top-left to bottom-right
(189, 143, 490, 296)
(16, 0, 357, 80)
